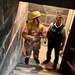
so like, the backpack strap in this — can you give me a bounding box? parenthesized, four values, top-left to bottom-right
(61, 24, 64, 29)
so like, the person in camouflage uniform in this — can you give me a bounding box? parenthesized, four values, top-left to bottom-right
(22, 11, 46, 65)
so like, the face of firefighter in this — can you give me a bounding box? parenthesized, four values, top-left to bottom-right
(56, 17, 63, 26)
(33, 17, 40, 25)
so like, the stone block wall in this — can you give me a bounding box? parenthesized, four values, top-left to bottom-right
(28, 3, 69, 27)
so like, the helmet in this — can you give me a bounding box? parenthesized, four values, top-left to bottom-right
(31, 11, 41, 19)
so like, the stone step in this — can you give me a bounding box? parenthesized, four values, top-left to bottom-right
(17, 63, 43, 68)
(13, 69, 61, 75)
(15, 66, 50, 74)
(17, 63, 47, 73)
(15, 64, 61, 75)
(13, 70, 42, 75)
(11, 63, 62, 75)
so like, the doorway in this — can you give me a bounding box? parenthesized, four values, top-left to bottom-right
(20, 1, 75, 74)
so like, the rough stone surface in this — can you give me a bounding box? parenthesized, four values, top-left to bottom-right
(28, 3, 69, 26)
(41, 14, 46, 23)
(29, 3, 46, 14)
(0, 1, 29, 75)
(46, 15, 56, 24)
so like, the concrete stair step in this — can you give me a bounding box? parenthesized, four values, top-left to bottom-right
(15, 63, 61, 75)
(15, 66, 50, 74)
(11, 63, 61, 75)
(12, 69, 61, 75)
(13, 70, 41, 75)
(17, 63, 42, 68)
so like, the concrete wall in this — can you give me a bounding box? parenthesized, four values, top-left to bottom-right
(0, 1, 29, 75)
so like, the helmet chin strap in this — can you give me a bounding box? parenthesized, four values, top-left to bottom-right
(33, 18, 40, 25)
(33, 22, 39, 26)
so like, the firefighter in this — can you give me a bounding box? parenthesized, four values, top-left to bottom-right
(22, 11, 46, 65)
(43, 15, 66, 69)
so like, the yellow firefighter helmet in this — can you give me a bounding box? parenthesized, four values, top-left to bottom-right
(31, 11, 41, 19)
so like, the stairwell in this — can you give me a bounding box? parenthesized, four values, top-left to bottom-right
(0, 0, 75, 75)
(10, 44, 62, 75)
(10, 61, 62, 75)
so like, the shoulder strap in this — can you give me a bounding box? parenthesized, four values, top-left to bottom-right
(53, 22, 64, 29)
(61, 24, 65, 30)
(53, 22, 55, 25)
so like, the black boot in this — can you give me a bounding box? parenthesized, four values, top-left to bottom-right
(25, 58, 29, 65)
(34, 58, 40, 64)
(53, 64, 57, 69)
(43, 60, 50, 64)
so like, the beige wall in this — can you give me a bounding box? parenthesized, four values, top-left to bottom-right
(16, 2, 29, 56)
(0, 1, 29, 75)
(63, 10, 75, 52)
(65, 9, 74, 35)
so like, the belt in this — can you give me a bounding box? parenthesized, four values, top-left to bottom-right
(25, 39, 40, 45)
